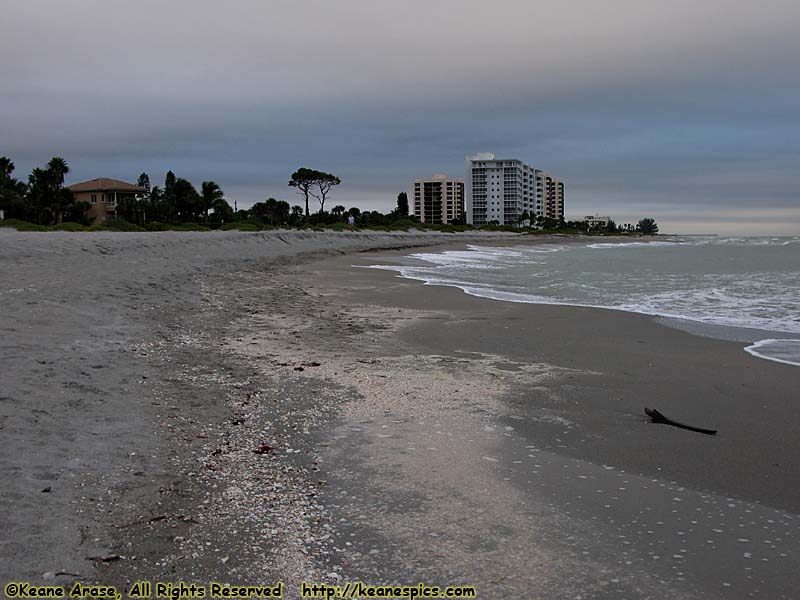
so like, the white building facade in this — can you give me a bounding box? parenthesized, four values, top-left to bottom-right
(465, 153, 546, 226)
(584, 214, 611, 229)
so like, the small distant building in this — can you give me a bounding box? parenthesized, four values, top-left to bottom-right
(584, 214, 611, 229)
(412, 174, 464, 224)
(67, 178, 147, 225)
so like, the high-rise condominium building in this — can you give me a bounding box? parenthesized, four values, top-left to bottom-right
(545, 175, 565, 222)
(465, 153, 546, 226)
(412, 174, 464, 224)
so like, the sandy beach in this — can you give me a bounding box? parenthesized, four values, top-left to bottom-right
(2, 230, 799, 599)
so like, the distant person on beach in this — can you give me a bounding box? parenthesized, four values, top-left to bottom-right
(347, 214, 355, 231)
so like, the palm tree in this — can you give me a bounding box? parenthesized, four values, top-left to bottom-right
(0, 157, 28, 220)
(25, 158, 72, 224)
(47, 157, 69, 186)
(331, 205, 345, 218)
(45, 157, 71, 223)
(0, 156, 14, 178)
(200, 181, 224, 223)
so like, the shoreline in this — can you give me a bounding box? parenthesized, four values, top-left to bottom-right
(302, 247, 800, 598)
(257, 246, 800, 597)
(307, 247, 800, 512)
(3, 231, 799, 598)
(359, 240, 800, 355)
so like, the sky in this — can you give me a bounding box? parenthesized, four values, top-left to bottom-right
(2, 0, 799, 234)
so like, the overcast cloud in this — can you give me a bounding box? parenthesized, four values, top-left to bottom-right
(2, 0, 799, 233)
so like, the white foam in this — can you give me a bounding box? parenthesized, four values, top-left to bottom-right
(374, 261, 800, 336)
(587, 241, 683, 249)
(617, 287, 800, 334)
(744, 339, 800, 367)
(365, 241, 800, 362)
(692, 236, 800, 247)
(518, 245, 569, 254)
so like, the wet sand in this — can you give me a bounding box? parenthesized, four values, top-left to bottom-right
(290, 249, 800, 599)
(2, 230, 799, 599)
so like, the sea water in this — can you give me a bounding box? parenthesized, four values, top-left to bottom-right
(368, 236, 800, 366)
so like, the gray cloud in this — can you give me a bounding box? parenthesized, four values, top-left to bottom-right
(2, 0, 799, 233)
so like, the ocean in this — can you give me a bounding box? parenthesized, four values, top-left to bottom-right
(368, 236, 800, 367)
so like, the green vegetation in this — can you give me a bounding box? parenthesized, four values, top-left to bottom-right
(288, 168, 341, 216)
(0, 154, 659, 235)
(0, 156, 87, 225)
(0, 218, 48, 231)
(50, 222, 92, 231)
(637, 217, 659, 235)
(396, 192, 409, 217)
(101, 218, 146, 232)
(219, 220, 265, 231)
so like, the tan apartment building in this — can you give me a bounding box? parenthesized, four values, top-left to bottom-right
(412, 174, 464, 224)
(67, 178, 147, 225)
(545, 175, 565, 222)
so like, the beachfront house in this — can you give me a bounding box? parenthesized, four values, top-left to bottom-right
(67, 178, 147, 225)
(584, 214, 612, 229)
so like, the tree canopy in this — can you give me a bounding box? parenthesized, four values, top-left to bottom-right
(637, 217, 659, 235)
(137, 172, 151, 191)
(251, 197, 291, 226)
(289, 168, 341, 215)
(24, 157, 76, 224)
(308, 170, 341, 214)
(396, 192, 409, 217)
(0, 157, 28, 220)
(200, 181, 226, 223)
(289, 168, 316, 217)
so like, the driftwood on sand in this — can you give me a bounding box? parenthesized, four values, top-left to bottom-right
(645, 407, 718, 435)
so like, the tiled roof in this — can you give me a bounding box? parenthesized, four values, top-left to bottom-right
(67, 178, 146, 192)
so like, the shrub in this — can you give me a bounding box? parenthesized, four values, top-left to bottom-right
(144, 222, 171, 231)
(0, 219, 48, 231)
(51, 222, 91, 231)
(220, 220, 264, 231)
(323, 222, 348, 231)
(167, 223, 211, 231)
(100, 218, 146, 232)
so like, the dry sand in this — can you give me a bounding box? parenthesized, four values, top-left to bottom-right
(0, 229, 529, 587)
(2, 230, 799, 599)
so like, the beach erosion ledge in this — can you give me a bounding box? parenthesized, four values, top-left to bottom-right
(1, 229, 799, 598)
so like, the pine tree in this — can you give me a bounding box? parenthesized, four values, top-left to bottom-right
(397, 192, 409, 217)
